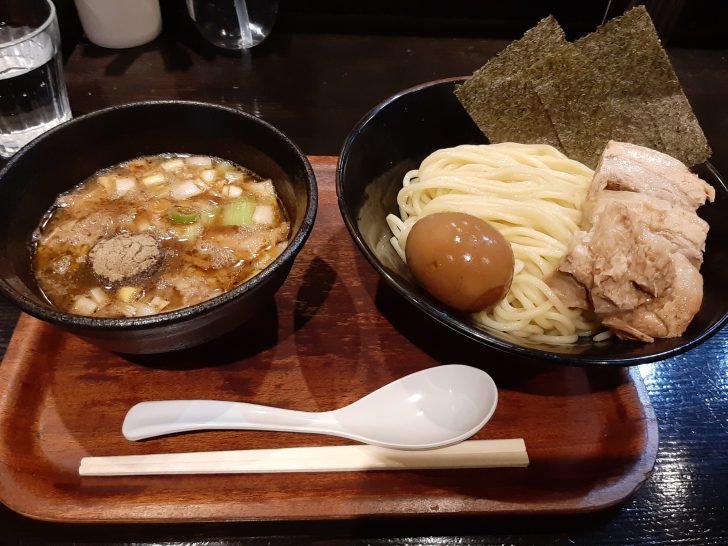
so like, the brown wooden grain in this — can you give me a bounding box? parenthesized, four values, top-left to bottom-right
(0, 157, 658, 523)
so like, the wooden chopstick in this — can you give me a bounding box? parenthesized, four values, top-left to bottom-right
(79, 439, 528, 476)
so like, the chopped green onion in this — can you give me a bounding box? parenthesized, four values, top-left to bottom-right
(117, 286, 141, 303)
(252, 204, 274, 224)
(199, 203, 220, 225)
(150, 296, 170, 311)
(221, 198, 256, 226)
(161, 158, 185, 172)
(97, 175, 114, 192)
(168, 206, 200, 224)
(173, 223, 203, 243)
(170, 179, 204, 200)
(222, 185, 243, 198)
(89, 287, 109, 306)
(224, 170, 244, 182)
(200, 169, 217, 183)
(72, 296, 98, 316)
(185, 156, 213, 167)
(115, 177, 136, 196)
(142, 173, 167, 187)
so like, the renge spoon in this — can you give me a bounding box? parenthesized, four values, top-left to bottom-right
(122, 364, 498, 450)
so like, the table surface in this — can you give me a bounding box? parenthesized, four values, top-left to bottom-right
(1, 13, 727, 546)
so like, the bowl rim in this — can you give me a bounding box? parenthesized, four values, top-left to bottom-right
(336, 77, 728, 366)
(0, 100, 318, 330)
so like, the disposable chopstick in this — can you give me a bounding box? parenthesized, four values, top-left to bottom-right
(79, 439, 528, 476)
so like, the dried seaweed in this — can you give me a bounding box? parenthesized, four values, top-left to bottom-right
(456, 6, 711, 167)
(455, 16, 568, 148)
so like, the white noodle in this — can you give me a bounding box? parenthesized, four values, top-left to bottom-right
(387, 142, 603, 345)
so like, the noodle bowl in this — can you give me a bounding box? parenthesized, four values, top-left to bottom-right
(386, 142, 602, 345)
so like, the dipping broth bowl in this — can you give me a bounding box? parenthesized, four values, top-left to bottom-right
(336, 78, 728, 366)
(0, 101, 317, 354)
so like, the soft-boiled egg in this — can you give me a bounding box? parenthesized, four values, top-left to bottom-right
(405, 212, 514, 312)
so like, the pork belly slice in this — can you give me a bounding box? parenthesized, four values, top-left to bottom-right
(601, 253, 703, 342)
(588, 141, 715, 210)
(581, 190, 709, 268)
(545, 271, 591, 310)
(561, 195, 674, 316)
(556, 141, 712, 342)
(559, 191, 705, 341)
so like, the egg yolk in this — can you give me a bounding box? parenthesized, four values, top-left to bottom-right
(405, 212, 514, 312)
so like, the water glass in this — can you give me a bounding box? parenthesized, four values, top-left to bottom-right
(0, 0, 72, 158)
(187, 0, 278, 50)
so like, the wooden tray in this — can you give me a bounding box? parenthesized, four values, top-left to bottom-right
(0, 157, 658, 523)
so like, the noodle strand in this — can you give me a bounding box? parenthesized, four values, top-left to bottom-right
(387, 143, 601, 345)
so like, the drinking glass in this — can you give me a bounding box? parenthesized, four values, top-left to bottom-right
(187, 0, 278, 50)
(0, 0, 72, 158)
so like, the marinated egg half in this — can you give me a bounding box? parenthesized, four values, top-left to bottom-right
(405, 212, 514, 312)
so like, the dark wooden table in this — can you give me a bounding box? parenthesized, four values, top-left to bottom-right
(1, 15, 727, 545)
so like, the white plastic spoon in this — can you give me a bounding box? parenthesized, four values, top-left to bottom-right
(122, 364, 498, 450)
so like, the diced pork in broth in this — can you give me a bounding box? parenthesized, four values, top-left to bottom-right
(32, 154, 290, 318)
(558, 141, 711, 342)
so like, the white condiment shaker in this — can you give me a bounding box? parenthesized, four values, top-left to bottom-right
(74, 0, 162, 49)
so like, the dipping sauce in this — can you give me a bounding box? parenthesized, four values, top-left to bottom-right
(32, 154, 290, 318)
(405, 212, 514, 312)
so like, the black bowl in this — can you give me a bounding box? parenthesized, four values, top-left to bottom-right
(337, 78, 728, 366)
(0, 101, 317, 354)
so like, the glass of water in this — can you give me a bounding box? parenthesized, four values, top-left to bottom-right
(0, 0, 71, 158)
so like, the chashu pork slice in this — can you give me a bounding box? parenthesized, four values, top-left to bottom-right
(588, 141, 715, 210)
(601, 253, 703, 342)
(557, 140, 712, 342)
(581, 190, 709, 268)
(560, 191, 705, 342)
(561, 194, 675, 316)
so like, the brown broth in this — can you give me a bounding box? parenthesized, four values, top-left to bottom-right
(32, 154, 290, 318)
